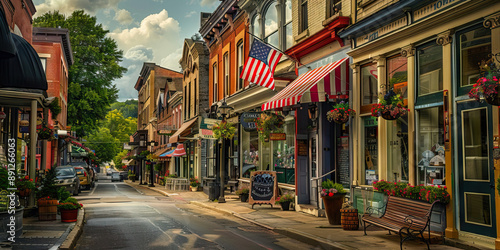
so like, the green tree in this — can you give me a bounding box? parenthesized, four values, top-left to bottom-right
(113, 150, 130, 171)
(34, 10, 127, 137)
(110, 100, 138, 118)
(103, 110, 137, 142)
(85, 127, 120, 162)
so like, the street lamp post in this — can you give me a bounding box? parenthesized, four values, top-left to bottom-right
(139, 135, 146, 185)
(217, 101, 233, 203)
(149, 141, 156, 187)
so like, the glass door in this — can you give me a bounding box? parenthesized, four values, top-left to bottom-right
(457, 101, 496, 237)
(309, 132, 318, 206)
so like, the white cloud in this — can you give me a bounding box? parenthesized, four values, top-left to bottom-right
(185, 11, 196, 18)
(34, 0, 121, 17)
(200, 0, 218, 7)
(160, 48, 183, 71)
(114, 9, 133, 25)
(124, 45, 154, 61)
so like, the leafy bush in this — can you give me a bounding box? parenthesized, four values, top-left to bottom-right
(189, 178, 199, 187)
(57, 187, 71, 202)
(275, 192, 294, 204)
(16, 175, 36, 190)
(57, 197, 83, 210)
(321, 179, 346, 194)
(235, 188, 249, 195)
(37, 168, 58, 199)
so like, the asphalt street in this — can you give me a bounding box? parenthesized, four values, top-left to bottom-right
(75, 174, 317, 250)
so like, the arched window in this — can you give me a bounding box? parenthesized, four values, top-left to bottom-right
(264, 2, 279, 49)
(223, 52, 229, 97)
(252, 14, 261, 38)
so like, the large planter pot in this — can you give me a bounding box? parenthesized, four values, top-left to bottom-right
(18, 189, 31, 197)
(38, 199, 58, 221)
(279, 201, 290, 211)
(60, 209, 78, 222)
(240, 193, 249, 202)
(0, 207, 23, 241)
(485, 86, 500, 106)
(191, 186, 198, 192)
(322, 194, 346, 225)
(340, 208, 359, 230)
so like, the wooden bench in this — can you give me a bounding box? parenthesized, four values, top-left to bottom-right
(362, 196, 439, 250)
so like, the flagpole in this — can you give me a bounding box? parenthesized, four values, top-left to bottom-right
(246, 31, 302, 66)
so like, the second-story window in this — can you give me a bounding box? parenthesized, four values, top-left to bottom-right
(285, 0, 293, 49)
(300, 0, 308, 33)
(264, 2, 279, 49)
(237, 40, 244, 91)
(327, 0, 342, 18)
(188, 82, 191, 119)
(213, 63, 218, 103)
(224, 52, 229, 97)
(194, 78, 197, 115)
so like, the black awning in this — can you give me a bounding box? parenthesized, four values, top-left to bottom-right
(0, 34, 47, 91)
(0, 8, 16, 58)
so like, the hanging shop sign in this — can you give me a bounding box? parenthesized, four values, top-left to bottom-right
(249, 171, 277, 209)
(200, 117, 220, 140)
(19, 120, 29, 133)
(269, 133, 286, 141)
(240, 112, 260, 132)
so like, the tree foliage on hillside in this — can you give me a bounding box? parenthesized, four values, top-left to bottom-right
(34, 10, 127, 137)
(110, 100, 138, 118)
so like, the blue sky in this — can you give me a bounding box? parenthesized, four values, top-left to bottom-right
(32, 0, 218, 101)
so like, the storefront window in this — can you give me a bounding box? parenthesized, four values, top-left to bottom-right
(361, 116, 378, 185)
(416, 107, 444, 185)
(273, 115, 295, 184)
(459, 26, 491, 88)
(387, 54, 408, 98)
(207, 139, 216, 177)
(387, 116, 409, 182)
(242, 130, 259, 178)
(361, 63, 378, 107)
(230, 128, 239, 179)
(417, 43, 443, 96)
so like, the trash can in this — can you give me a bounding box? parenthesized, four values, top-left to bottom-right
(208, 182, 220, 201)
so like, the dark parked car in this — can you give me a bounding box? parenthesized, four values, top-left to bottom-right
(119, 171, 128, 181)
(68, 162, 95, 187)
(55, 166, 80, 196)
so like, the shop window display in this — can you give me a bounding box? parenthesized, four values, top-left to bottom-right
(362, 116, 378, 185)
(242, 130, 259, 178)
(387, 54, 408, 99)
(416, 107, 444, 185)
(273, 116, 295, 184)
(417, 43, 443, 96)
(386, 116, 409, 182)
(361, 63, 378, 107)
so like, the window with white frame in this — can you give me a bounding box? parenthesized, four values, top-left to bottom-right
(237, 40, 244, 91)
(264, 2, 279, 49)
(224, 52, 229, 97)
(213, 63, 218, 103)
(251, 1, 294, 51)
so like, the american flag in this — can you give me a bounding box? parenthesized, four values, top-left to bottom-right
(240, 39, 282, 90)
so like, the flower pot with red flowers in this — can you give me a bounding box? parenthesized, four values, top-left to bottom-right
(212, 121, 236, 140)
(37, 122, 54, 140)
(326, 101, 356, 124)
(468, 60, 500, 106)
(15, 175, 35, 197)
(321, 180, 347, 225)
(256, 113, 285, 142)
(189, 178, 200, 192)
(371, 89, 409, 120)
(275, 192, 294, 211)
(58, 197, 83, 222)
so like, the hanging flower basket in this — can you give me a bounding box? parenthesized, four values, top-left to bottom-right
(468, 59, 500, 106)
(255, 113, 284, 142)
(371, 89, 409, 120)
(326, 101, 356, 124)
(37, 123, 54, 140)
(212, 121, 236, 140)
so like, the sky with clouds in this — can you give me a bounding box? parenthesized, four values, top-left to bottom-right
(32, 0, 219, 101)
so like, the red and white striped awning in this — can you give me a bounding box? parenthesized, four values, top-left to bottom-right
(172, 144, 186, 157)
(262, 57, 349, 111)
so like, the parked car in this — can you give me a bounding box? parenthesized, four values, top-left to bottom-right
(106, 168, 113, 176)
(119, 171, 128, 181)
(74, 166, 92, 190)
(111, 172, 121, 182)
(68, 161, 95, 187)
(55, 166, 80, 196)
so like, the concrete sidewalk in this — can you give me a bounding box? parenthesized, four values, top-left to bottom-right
(8, 207, 85, 250)
(126, 180, 479, 250)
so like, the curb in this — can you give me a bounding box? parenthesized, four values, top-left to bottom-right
(190, 201, 347, 249)
(59, 208, 85, 250)
(124, 181, 170, 197)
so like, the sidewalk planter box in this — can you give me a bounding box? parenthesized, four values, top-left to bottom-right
(60, 209, 78, 222)
(322, 194, 346, 225)
(38, 199, 58, 221)
(0, 207, 23, 240)
(340, 208, 359, 230)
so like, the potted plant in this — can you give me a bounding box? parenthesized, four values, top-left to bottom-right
(321, 179, 347, 225)
(189, 178, 199, 192)
(372, 180, 450, 204)
(212, 121, 236, 140)
(371, 89, 409, 120)
(15, 175, 35, 197)
(468, 59, 500, 106)
(37, 122, 54, 140)
(326, 101, 356, 124)
(275, 192, 294, 211)
(235, 188, 249, 202)
(255, 113, 284, 142)
(37, 168, 59, 221)
(128, 170, 136, 182)
(58, 197, 83, 222)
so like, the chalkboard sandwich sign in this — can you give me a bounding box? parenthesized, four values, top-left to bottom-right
(249, 171, 277, 209)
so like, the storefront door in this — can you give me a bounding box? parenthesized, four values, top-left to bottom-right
(309, 132, 319, 206)
(457, 101, 496, 237)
